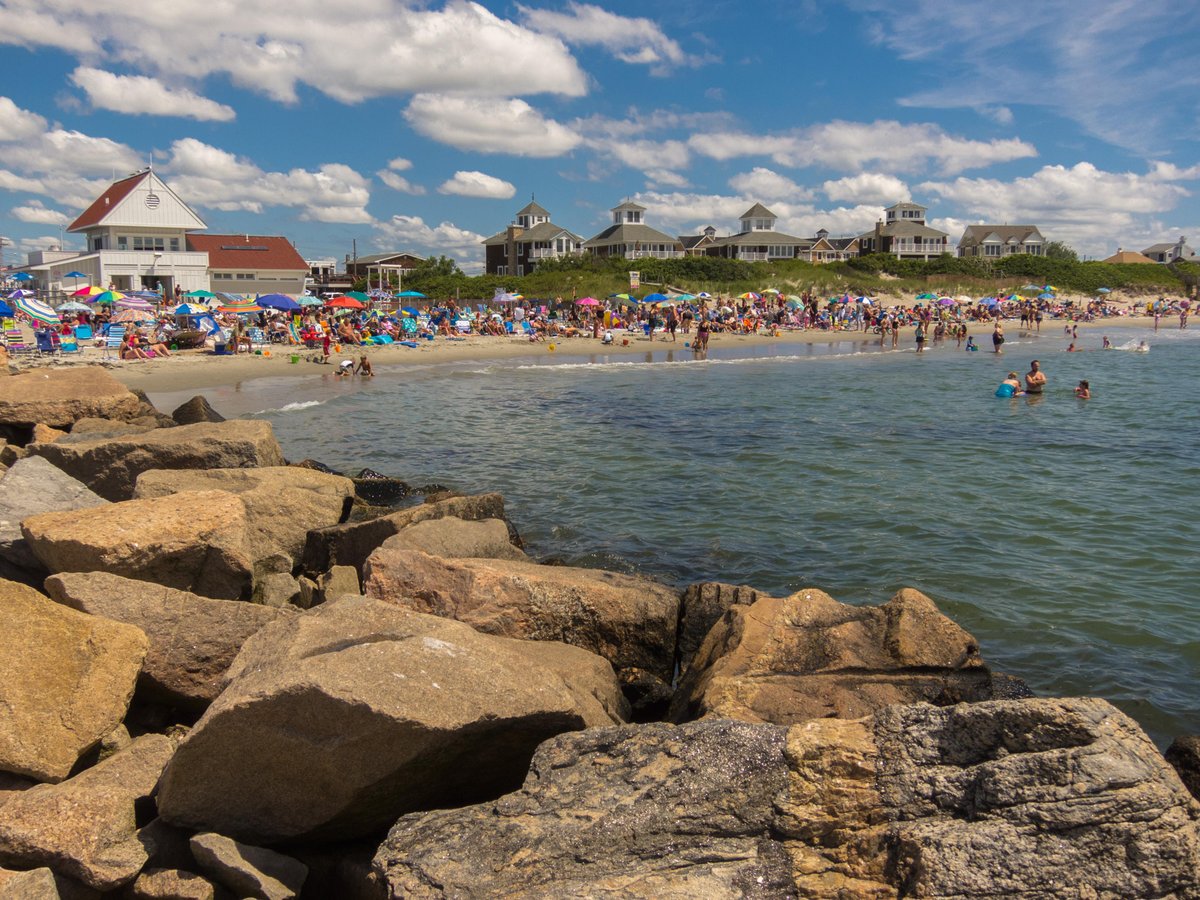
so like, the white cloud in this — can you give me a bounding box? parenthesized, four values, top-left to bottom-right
(373, 214, 487, 272)
(0, 1, 588, 105)
(519, 2, 684, 68)
(162, 137, 373, 223)
(823, 173, 910, 205)
(645, 169, 689, 189)
(691, 120, 1037, 175)
(602, 139, 690, 173)
(69, 67, 235, 122)
(15, 235, 67, 255)
(0, 96, 47, 141)
(920, 161, 1200, 256)
(11, 201, 70, 225)
(728, 167, 812, 201)
(405, 94, 581, 157)
(386, 158, 413, 172)
(437, 170, 516, 199)
(377, 170, 426, 195)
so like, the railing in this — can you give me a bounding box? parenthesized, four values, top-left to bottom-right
(99, 250, 209, 267)
(738, 251, 768, 261)
(629, 250, 684, 259)
(528, 248, 578, 259)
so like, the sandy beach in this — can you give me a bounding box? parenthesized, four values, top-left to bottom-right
(34, 313, 1146, 394)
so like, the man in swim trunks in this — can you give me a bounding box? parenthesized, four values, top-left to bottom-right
(1025, 359, 1046, 394)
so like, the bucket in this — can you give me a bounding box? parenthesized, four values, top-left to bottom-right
(290, 354, 300, 364)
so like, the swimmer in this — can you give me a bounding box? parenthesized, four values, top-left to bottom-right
(1136, 340, 1149, 352)
(965, 336, 978, 352)
(1066, 342, 1078, 352)
(1025, 359, 1046, 394)
(996, 372, 1025, 398)
(1102, 335, 1112, 349)
(1074, 380, 1091, 399)
(355, 354, 374, 376)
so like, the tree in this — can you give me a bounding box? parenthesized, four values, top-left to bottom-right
(1043, 241, 1079, 261)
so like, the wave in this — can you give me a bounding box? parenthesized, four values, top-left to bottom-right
(254, 399, 327, 414)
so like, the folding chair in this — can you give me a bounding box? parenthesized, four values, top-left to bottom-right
(101, 325, 126, 359)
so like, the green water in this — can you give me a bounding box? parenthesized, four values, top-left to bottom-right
(155, 325, 1200, 745)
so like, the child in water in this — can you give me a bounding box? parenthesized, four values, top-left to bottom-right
(995, 372, 1024, 398)
(965, 336, 978, 352)
(1075, 380, 1091, 399)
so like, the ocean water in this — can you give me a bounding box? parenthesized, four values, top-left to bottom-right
(151, 325, 1200, 745)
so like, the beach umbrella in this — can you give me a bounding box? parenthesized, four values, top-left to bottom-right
(609, 293, 637, 306)
(326, 296, 365, 309)
(343, 290, 371, 303)
(1097, 287, 1112, 294)
(397, 290, 426, 298)
(185, 289, 217, 299)
(738, 291, 761, 301)
(63, 270, 88, 289)
(401, 306, 420, 317)
(6, 289, 35, 299)
(13, 295, 59, 325)
(785, 297, 803, 308)
(111, 308, 151, 324)
(117, 297, 156, 312)
(298, 296, 324, 306)
(761, 288, 781, 295)
(1037, 292, 1055, 301)
(126, 290, 161, 301)
(674, 293, 696, 302)
(575, 297, 600, 306)
(92, 290, 126, 305)
(257, 293, 301, 312)
(642, 292, 668, 303)
(0, 300, 11, 317)
(1021, 283, 1041, 291)
(57, 300, 92, 313)
(71, 285, 105, 298)
(173, 303, 206, 315)
(9, 272, 33, 282)
(696, 291, 712, 298)
(915, 292, 937, 300)
(1044, 285, 1057, 292)
(217, 299, 264, 314)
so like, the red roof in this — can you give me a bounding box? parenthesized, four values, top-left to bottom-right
(68, 171, 151, 232)
(187, 234, 308, 272)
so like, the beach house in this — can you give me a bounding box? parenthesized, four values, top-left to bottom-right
(678, 225, 718, 256)
(956, 225, 1046, 258)
(185, 234, 309, 296)
(1140, 237, 1196, 264)
(856, 202, 950, 260)
(704, 204, 811, 261)
(807, 229, 860, 263)
(582, 202, 684, 260)
(483, 200, 583, 275)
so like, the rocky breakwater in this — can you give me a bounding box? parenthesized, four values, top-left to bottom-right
(0, 363, 1195, 898)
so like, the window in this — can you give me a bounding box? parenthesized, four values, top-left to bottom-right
(131, 237, 165, 252)
(236, 273, 253, 280)
(117, 237, 128, 250)
(170, 238, 179, 252)
(213, 272, 233, 280)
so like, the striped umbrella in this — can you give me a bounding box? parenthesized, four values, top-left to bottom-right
(116, 297, 156, 311)
(111, 308, 152, 324)
(92, 290, 126, 305)
(14, 295, 60, 325)
(217, 299, 264, 314)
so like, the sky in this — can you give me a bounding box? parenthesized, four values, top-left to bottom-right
(0, 0, 1197, 273)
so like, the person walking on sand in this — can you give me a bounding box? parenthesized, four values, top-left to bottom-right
(1025, 359, 1047, 395)
(992, 321, 1005, 353)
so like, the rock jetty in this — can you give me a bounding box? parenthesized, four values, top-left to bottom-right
(0, 364, 1196, 898)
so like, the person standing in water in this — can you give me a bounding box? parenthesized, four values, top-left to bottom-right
(1025, 359, 1047, 395)
(992, 321, 1005, 353)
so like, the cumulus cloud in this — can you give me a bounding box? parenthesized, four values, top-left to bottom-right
(823, 173, 911, 205)
(691, 120, 1037, 175)
(376, 158, 425, 194)
(728, 167, 812, 201)
(11, 201, 71, 226)
(0, 1, 588, 105)
(69, 67, 235, 121)
(373, 213, 487, 272)
(519, 2, 684, 68)
(162, 137, 373, 223)
(645, 169, 689, 189)
(405, 94, 581, 157)
(0, 96, 48, 140)
(437, 170, 516, 199)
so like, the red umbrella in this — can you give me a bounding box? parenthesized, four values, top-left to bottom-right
(326, 296, 365, 309)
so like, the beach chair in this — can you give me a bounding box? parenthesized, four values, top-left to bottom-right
(34, 330, 60, 357)
(73, 324, 94, 345)
(4, 328, 32, 357)
(101, 325, 125, 359)
(454, 318, 471, 334)
(400, 318, 418, 337)
(245, 327, 267, 348)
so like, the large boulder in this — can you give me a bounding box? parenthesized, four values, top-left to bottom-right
(23, 491, 254, 601)
(189, 834, 306, 900)
(677, 581, 767, 675)
(0, 867, 61, 899)
(28, 420, 286, 501)
(0, 579, 147, 782)
(134, 467, 355, 563)
(670, 587, 994, 725)
(0, 734, 174, 891)
(1167, 735, 1200, 801)
(377, 515, 527, 562)
(300, 492, 513, 578)
(0, 456, 108, 572)
(156, 596, 622, 844)
(170, 396, 225, 426)
(0, 367, 144, 430)
(374, 698, 1200, 898)
(363, 550, 681, 682)
(44, 572, 291, 709)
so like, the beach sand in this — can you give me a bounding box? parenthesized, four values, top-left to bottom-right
(14, 312, 1154, 395)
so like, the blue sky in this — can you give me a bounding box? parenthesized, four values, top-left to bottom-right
(0, 0, 1197, 272)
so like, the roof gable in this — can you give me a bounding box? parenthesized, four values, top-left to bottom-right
(69, 170, 207, 233)
(516, 200, 550, 217)
(739, 202, 776, 219)
(186, 234, 307, 271)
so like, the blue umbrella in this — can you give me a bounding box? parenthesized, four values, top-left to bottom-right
(642, 292, 668, 303)
(174, 303, 205, 315)
(397, 290, 426, 298)
(1038, 292, 1055, 300)
(401, 306, 420, 317)
(0, 300, 12, 317)
(9, 272, 33, 282)
(257, 293, 300, 311)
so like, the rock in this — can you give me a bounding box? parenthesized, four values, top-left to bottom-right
(349, 468, 409, 507)
(0, 446, 26, 467)
(252, 572, 300, 609)
(1166, 735, 1200, 801)
(0, 867, 61, 899)
(31, 424, 66, 444)
(291, 844, 382, 900)
(374, 698, 1200, 898)
(0, 735, 174, 890)
(495, 636, 629, 727)
(67, 418, 156, 439)
(170, 396, 225, 426)
(617, 667, 674, 722)
(157, 597, 610, 843)
(44, 572, 290, 709)
(24, 492, 254, 601)
(190, 834, 306, 900)
(0, 774, 34, 811)
(300, 492, 512, 579)
(0, 457, 108, 572)
(678, 581, 766, 674)
(28, 420, 286, 501)
(134, 467, 354, 563)
(97, 725, 132, 762)
(378, 515, 527, 562)
(0, 578, 147, 782)
(363, 550, 681, 682)
(128, 867, 216, 900)
(670, 587, 993, 725)
(375, 720, 794, 898)
(319, 565, 359, 600)
(0, 367, 144, 429)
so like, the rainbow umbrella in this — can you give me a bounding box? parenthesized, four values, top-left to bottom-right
(72, 285, 106, 298)
(13, 295, 60, 325)
(218, 299, 264, 314)
(92, 290, 126, 305)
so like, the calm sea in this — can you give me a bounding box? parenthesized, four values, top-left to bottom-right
(149, 324, 1200, 746)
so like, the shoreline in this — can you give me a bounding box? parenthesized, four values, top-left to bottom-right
(72, 315, 1160, 395)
